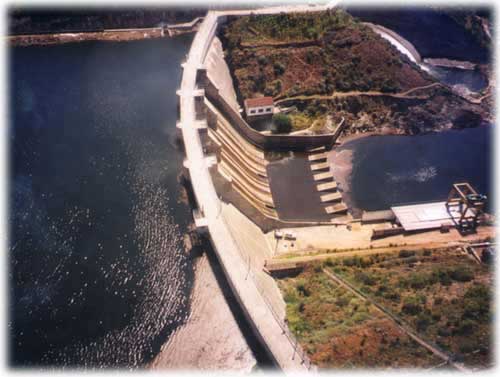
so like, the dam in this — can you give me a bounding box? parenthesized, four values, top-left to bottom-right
(176, 2, 493, 369)
(177, 3, 342, 371)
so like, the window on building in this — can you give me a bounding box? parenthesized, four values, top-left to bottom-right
(250, 109, 256, 114)
(258, 108, 263, 113)
(266, 107, 272, 112)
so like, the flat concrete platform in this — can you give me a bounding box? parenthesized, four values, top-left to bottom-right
(391, 201, 467, 231)
(310, 162, 330, 171)
(313, 171, 334, 182)
(308, 153, 327, 162)
(309, 146, 326, 153)
(326, 203, 348, 214)
(317, 181, 338, 192)
(320, 192, 342, 203)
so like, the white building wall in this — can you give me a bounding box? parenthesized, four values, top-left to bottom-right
(246, 105, 274, 117)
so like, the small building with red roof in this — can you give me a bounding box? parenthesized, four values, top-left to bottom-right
(244, 97, 274, 117)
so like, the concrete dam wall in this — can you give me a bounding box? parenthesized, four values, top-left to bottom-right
(177, 5, 342, 370)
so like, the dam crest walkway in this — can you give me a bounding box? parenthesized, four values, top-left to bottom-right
(177, 3, 340, 371)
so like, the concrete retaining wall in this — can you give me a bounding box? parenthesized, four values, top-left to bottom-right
(203, 79, 337, 151)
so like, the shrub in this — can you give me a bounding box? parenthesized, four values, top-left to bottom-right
(408, 273, 431, 289)
(355, 271, 376, 286)
(405, 256, 419, 265)
(352, 311, 369, 323)
(263, 85, 276, 96)
(335, 295, 350, 307)
(383, 291, 401, 302)
(416, 313, 432, 331)
(423, 249, 432, 256)
(305, 50, 316, 64)
(437, 327, 451, 337)
(449, 266, 474, 282)
(324, 258, 335, 267)
(431, 312, 441, 321)
(257, 55, 269, 65)
(298, 302, 305, 313)
(435, 268, 452, 286)
(462, 284, 491, 321)
(397, 278, 409, 289)
(342, 256, 360, 267)
(380, 79, 399, 93)
(296, 281, 310, 297)
(273, 62, 285, 75)
(273, 79, 283, 93)
(271, 114, 292, 134)
(376, 285, 387, 296)
(454, 319, 475, 336)
(401, 297, 422, 315)
(459, 340, 477, 354)
(359, 257, 373, 268)
(399, 250, 415, 258)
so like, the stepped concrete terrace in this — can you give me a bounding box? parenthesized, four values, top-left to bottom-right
(176, 3, 340, 371)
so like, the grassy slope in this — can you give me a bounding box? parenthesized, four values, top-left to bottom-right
(325, 249, 492, 367)
(278, 265, 440, 368)
(278, 248, 492, 369)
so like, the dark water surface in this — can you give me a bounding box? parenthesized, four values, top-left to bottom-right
(343, 126, 492, 214)
(9, 35, 194, 367)
(426, 65, 488, 93)
(346, 7, 490, 64)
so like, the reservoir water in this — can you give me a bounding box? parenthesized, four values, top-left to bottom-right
(9, 35, 195, 367)
(338, 126, 492, 215)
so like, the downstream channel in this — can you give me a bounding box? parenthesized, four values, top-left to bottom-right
(332, 125, 493, 217)
(348, 7, 490, 93)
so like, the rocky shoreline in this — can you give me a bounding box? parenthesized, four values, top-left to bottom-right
(7, 27, 201, 47)
(149, 252, 256, 371)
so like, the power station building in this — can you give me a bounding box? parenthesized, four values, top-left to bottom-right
(244, 97, 274, 117)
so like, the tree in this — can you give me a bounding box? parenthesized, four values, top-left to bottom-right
(271, 114, 292, 134)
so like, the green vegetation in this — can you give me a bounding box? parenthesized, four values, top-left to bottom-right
(278, 265, 441, 368)
(323, 248, 492, 368)
(221, 9, 486, 138)
(271, 113, 292, 134)
(221, 9, 433, 101)
(223, 10, 353, 45)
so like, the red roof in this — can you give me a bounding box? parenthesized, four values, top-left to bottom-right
(244, 97, 274, 108)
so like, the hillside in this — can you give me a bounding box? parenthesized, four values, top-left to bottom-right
(220, 10, 434, 101)
(8, 8, 205, 35)
(220, 10, 490, 136)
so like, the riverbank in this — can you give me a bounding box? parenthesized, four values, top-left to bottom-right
(8, 28, 168, 46)
(329, 124, 492, 215)
(7, 23, 202, 47)
(149, 253, 256, 371)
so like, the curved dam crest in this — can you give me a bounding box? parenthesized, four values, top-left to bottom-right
(177, 4, 342, 371)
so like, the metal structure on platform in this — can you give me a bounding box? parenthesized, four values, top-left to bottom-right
(445, 182, 487, 232)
